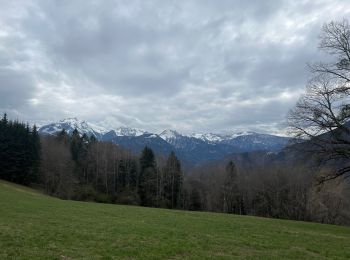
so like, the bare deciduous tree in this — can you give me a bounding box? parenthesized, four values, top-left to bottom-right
(40, 137, 75, 199)
(288, 19, 350, 181)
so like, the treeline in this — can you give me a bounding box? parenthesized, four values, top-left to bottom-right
(1, 114, 349, 225)
(0, 114, 192, 210)
(40, 129, 184, 209)
(185, 157, 350, 225)
(0, 114, 40, 185)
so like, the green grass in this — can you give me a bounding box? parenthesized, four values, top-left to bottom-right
(0, 180, 349, 259)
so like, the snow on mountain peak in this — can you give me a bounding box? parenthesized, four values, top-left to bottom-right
(39, 118, 107, 138)
(59, 117, 88, 129)
(39, 118, 150, 139)
(159, 129, 181, 140)
(38, 118, 290, 156)
(187, 131, 259, 143)
(193, 133, 224, 142)
(224, 131, 256, 139)
(114, 126, 147, 137)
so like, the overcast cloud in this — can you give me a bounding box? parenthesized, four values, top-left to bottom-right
(0, 0, 349, 134)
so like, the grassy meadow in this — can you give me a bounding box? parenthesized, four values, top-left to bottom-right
(0, 180, 349, 259)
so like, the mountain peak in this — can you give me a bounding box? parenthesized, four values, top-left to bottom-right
(114, 126, 147, 137)
(39, 118, 105, 138)
(59, 117, 81, 124)
(159, 129, 181, 140)
(224, 131, 256, 139)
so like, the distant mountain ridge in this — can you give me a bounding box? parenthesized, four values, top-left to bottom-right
(38, 118, 292, 165)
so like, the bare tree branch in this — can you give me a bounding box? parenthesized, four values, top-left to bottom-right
(288, 19, 350, 181)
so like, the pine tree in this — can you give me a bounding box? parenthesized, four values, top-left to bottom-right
(57, 129, 68, 144)
(89, 135, 97, 143)
(0, 113, 10, 181)
(70, 128, 82, 162)
(28, 125, 41, 183)
(1, 113, 8, 125)
(138, 146, 158, 207)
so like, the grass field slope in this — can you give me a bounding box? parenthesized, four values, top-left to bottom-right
(1, 180, 349, 259)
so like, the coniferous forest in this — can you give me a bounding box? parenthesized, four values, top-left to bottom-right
(0, 114, 40, 185)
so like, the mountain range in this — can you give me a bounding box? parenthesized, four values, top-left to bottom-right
(38, 118, 292, 165)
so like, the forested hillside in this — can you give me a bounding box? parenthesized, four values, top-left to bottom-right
(1, 113, 349, 225)
(41, 129, 184, 209)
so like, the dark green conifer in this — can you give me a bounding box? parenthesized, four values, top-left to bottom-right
(138, 146, 158, 207)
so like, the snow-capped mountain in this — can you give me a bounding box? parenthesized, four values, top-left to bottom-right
(114, 126, 148, 137)
(158, 129, 291, 163)
(160, 129, 213, 151)
(220, 132, 291, 151)
(101, 127, 148, 141)
(159, 129, 182, 142)
(189, 131, 256, 143)
(191, 133, 224, 143)
(38, 118, 292, 165)
(39, 118, 146, 138)
(163, 130, 290, 152)
(38, 118, 107, 139)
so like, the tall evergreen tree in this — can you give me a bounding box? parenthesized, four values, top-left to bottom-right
(70, 128, 82, 162)
(0, 113, 9, 180)
(0, 115, 41, 185)
(28, 125, 41, 183)
(57, 129, 68, 144)
(138, 146, 158, 207)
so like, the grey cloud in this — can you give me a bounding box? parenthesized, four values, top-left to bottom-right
(0, 68, 35, 108)
(0, 0, 350, 133)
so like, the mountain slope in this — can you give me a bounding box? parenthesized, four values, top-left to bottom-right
(38, 118, 107, 139)
(39, 118, 291, 164)
(159, 129, 241, 164)
(221, 132, 291, 152)
(1, 180, 349, 259)
(102, 133, 174, 157)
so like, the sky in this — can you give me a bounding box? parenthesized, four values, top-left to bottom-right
(0, 0, 350, 134)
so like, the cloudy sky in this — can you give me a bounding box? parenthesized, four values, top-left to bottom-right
(0, 0, 349, 134)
